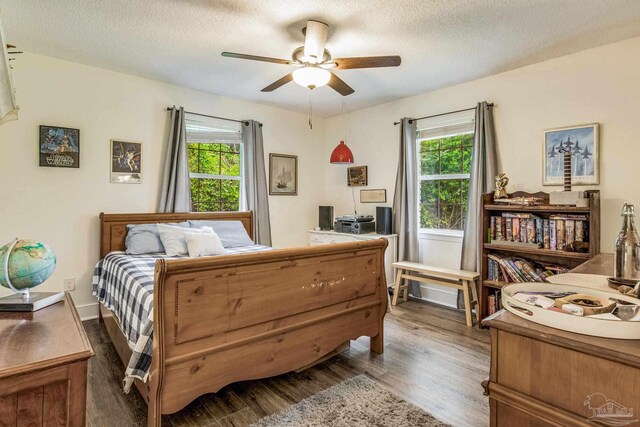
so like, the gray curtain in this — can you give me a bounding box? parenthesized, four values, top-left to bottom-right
(242, 120, 272, 246)
(459, 101, 497, 308)
(393, 117, 421, 297)
(159, 106, 191, 213)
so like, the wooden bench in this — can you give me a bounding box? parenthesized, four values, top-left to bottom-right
(391, 261, 480, 327)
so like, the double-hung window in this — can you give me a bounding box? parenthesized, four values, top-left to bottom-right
(418, 115, 474, 232)
(185, 115, 243, 212)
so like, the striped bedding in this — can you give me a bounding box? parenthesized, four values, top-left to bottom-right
(91, 245, 271, 390)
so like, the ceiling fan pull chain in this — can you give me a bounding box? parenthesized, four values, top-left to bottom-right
(308, 92, 313, 130)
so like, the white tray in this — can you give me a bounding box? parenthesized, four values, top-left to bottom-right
(501, 283, 640, 340)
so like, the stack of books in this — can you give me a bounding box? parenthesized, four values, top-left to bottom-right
(489, 213, 588, 251)
(487, 253, 569, 283)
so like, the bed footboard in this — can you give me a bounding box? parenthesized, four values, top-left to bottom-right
(147, 238, 388, 425)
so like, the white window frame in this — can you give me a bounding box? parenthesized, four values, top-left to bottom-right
(417, 112, 475, 236)
(185, 116, 244, 212)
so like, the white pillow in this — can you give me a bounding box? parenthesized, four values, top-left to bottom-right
(157, 224, 212, 256)
(185, 230, 225, 257)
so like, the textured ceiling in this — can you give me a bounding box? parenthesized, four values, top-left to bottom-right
(2, 0, 640, 116)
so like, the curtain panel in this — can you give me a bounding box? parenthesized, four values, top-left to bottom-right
(242, 120, 272, 246)
(393, 117, 421, 297)
(459, 101, 497, 308)
(159, 106, 192, 213)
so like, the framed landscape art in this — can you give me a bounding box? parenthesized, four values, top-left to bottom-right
(39, 125, 80, 168)
(269, 153, 297, 195)
(110, 139, 142, 183)
(543, 123, 599, 185)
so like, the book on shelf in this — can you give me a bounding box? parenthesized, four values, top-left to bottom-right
(488, 213, 588, 252)
(576, 221, 584, 242)
(487, 290, 502, 315)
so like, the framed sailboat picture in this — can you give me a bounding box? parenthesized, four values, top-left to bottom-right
(269, 153, 298, 196)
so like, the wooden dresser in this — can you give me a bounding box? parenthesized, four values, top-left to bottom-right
(0, 294, 94, 426)
(483, 255, 640, 426)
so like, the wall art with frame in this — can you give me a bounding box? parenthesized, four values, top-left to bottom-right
(110, 139, 142, 183)
(269, 153, 297, 195)
(543, 123, 599, 185)
(39, 125, 80, 168)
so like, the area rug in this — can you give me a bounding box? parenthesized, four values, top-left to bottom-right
(250, 375, 451, 427)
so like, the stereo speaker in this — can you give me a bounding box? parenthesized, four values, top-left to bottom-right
(319, 206, 334, 230)
(376, 206, 393, 235)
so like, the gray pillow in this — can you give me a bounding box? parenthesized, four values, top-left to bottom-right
(125, 222, 190, 255)
(188, 220, 254, 248)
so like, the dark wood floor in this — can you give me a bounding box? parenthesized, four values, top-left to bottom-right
(84, 300, 491, 427)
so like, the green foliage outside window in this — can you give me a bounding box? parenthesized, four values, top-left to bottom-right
(419, 133, 473, 230)
(188, 142, 242, 212)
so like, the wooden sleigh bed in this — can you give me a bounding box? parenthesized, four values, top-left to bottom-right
(98, 211, 388, 426)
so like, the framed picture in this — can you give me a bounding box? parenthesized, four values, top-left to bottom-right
(360, 189, 386, 203)
(110, 139, 142, 183)
(269, 153, 297, 195)
(543, 123, 599, 185)
(347, 165, 368, 187)
(39, 125, 80, 168)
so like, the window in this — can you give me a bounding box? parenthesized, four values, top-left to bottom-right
(186, 116, 243, 212)
(418, 118, 474, 231)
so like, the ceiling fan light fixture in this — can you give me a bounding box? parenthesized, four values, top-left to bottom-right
(292, 66, 331, 89)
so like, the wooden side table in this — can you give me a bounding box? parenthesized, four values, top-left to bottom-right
(0, 293, 94, 426)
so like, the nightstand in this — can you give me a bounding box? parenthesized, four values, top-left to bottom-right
(0, 293, 94, 426)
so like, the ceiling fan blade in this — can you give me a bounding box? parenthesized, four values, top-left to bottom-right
(303, 20, 329, 63)
(333, 56, 401, 69)
(261, 73, 293, 92)
(222, 52, 291, 65)
(327, 73, 354, 96)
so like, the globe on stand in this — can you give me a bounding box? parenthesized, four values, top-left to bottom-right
(0, 238, 63, 311)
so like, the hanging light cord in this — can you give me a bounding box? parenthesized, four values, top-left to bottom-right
(351, 187, 358, 216)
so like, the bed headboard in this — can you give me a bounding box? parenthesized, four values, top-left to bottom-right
(99, 212, 254, 258)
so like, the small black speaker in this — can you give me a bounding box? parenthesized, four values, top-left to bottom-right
(376, 206, 393, 235)
(319, 206, 334, 230)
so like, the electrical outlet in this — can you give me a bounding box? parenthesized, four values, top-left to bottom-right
(63, 277, 75, 292)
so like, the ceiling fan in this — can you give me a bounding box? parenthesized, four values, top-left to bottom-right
(221, 20, 401, 96)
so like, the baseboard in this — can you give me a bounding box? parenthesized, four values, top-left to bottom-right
(75, 302, 99, 321)
(417, 284, 458, 308)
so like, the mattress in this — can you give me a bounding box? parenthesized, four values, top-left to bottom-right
(91, 245, 271, 390)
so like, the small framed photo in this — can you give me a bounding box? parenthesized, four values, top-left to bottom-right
(543, 123, 599, 185)
(269, 153, 297, 195)
(111, 139, 142, 183)
(360, 189, 386, 203)
(39, 125, 80, 168)
(347, 165, 368, 187)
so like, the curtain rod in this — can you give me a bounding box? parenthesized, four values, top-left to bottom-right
(393, 103, 494, 126)
(166, 107, 250, 126)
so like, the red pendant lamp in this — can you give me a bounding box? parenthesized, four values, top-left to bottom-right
(330, 140, 354, 164)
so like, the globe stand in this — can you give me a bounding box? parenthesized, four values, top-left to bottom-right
(0, 239, 64, 312)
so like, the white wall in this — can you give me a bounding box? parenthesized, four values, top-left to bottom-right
(324, 36, 640, 304)
(0, 53, 327, 319)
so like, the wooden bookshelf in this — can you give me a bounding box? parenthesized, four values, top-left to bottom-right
(479, 190, 600, 322)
